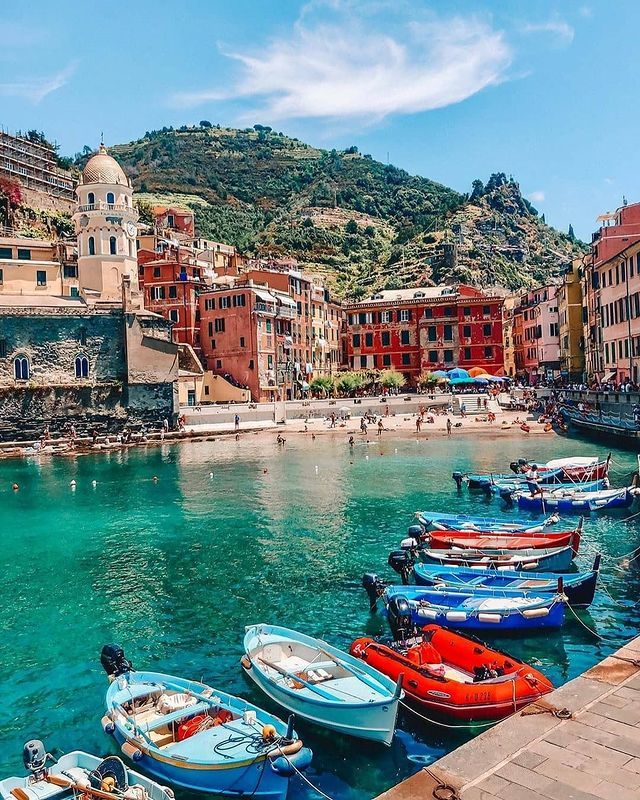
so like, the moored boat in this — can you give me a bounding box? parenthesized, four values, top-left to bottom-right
(382, 585, 566, 634)
(242, 624, 402, 745)
(426, 521, 582, 554)
(457, 455, 610, 490)
(416, 511, 560, 534)
(0, 743, 174, 800)
(349, 627, 553, 720)
(511, 484, 639, 513)
(100, 645, 312, 800)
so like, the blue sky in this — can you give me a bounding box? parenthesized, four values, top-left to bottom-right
(1, 0, 637, 239)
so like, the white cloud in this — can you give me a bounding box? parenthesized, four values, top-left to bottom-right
(0, 61, 77, 103)
(579, 6, 593, 18)
(172, 9, 512, 122)
(522, 14, 574, 43)
(529, 190, 545, 203)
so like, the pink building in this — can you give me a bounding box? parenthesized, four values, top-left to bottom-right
(515, 284, 560, 383)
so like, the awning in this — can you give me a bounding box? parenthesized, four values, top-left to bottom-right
(603, 372, 617, 382)
(278, 295, 296, 308)
(253, 288, 276, 304)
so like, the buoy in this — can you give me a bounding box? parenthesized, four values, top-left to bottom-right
(209, 472, 214, 478)
(70, 480, 77, 489)
(152, 476, 159, 482)
(365, 455, 369, 460)
(12, 483, 19, 491)
(262, 724, 277, 741)
(315, 465, 319, 473)
(92, 480, 97, 488)
(395, 448, 398, 453)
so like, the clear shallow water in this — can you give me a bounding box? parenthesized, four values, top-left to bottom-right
(0, 433, 639, 800)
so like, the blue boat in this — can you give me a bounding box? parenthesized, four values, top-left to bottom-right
(492, 478, 607, 496)
(415, 511, 559, 534)
(100, 645, 312, 800)
(410, 555, 600, 608)
(382, 585, 566, 635)
(242, 624, 402, 745)
(0, 743, 174, 800)
(513, 485, 639, 514)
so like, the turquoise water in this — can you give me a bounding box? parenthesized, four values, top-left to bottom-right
(1, 433, 639, 800)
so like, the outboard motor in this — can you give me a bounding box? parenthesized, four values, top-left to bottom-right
(386, 596, 414, 641)
(452, 471, 464, 489)
(387, 550, 415, 584)
(23, 740, 49, 780)
(499, 487, 514, 504)
(100, 644, 133, 679)
(509, 460, 519, 475)
(362, 573, 387, 612)
(406, 524, 424, 540)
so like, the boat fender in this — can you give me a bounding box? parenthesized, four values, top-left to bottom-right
(417, 608, 439, 620)
(262, 724, 277, 741)
(268, 740, 303, 759)
(101, 715, 116, 735)
(240, 654, 252, 670)
(270, 745, 312, 777)
(521, 562, 539, 570)
(445, 611, 467, 622)
(477, 613, 502, 624)
(522, 607, 549, 618)
(120, 742, 143, 762)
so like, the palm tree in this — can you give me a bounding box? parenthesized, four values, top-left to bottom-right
(309, 375, 334, 397)
(380, 369, 406, 391)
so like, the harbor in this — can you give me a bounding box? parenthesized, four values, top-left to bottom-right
(1, 433, 639, 800)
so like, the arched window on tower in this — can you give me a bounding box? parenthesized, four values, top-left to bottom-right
(87, 192, 95, 205)
(106, 192, 115, 206)
(75, 355, 89, 379)
(88, 236, 95, 256)
(109, 236, 117, 255)
(14, 355, 30, 380)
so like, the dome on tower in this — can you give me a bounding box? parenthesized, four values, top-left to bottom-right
(81, 144, 128, 185)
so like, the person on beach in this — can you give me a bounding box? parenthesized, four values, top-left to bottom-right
(446, 418, 452, 436)
(360, 418, 368, 434)
(163, 418, 169, 433)
(276, 434, 286, 445)
(349, 436, 354, 447)
(460, 403, 466, 418)
(330, 412, 337, 428)
(235, 414, 240, 431)
(377, 420, 383, 436)
(416, 416, 422, 433)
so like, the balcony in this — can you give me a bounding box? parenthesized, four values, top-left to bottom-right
(253, 302, 276, 316)
(77, 203, 138, 219)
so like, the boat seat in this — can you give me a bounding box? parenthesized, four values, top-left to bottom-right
(278, 655, 309, 674)
(140, 701, 211, 732)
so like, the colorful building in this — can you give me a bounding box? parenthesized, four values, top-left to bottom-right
(557, 259, 585, 381)
(343, 285, 504, 384)
(514, 284, 560, 383)
(0, 236, 78, 297)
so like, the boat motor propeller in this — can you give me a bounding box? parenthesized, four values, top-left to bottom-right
(387, 596, 414, 641)
(362, 573, 387, 612)
(100, 644, 133, 679)
(388, 550, 415, 585)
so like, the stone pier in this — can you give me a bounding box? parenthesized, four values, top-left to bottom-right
(376, 635, 640, 800)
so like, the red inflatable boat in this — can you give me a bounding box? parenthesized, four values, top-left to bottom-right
(350, 626, 553, 721)
(427, 526, 581, 554)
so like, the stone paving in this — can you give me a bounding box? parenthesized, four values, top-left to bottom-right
(376, 635, 640, 800)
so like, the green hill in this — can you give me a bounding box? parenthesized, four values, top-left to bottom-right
(108, 124, 584, 297)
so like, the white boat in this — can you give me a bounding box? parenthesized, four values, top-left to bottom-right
(242, 624, 402, 745)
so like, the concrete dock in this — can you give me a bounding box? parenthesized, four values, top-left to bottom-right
(377, 635, 640, 800)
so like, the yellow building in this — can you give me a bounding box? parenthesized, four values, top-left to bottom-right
(501, 294, 518, 377)
(0, 236, 79, 296)
(557, 258, 585, 381)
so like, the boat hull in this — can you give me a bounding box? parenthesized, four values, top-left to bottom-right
(419, 545, 574, 572)
(427, 528, 580, 553)
(516, 488, 635, 513)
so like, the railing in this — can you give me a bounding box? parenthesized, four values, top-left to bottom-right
(253, 302, 276, 315)
(77, 203, 138, 217)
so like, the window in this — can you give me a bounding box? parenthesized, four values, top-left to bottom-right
(428, 327, 437, 342)
(204, 298, 215, 311)
(17, 248, 31, 260)
(106, 192, 115, 205)
(169, 285, 177, 298)
(423, 308, 433, 319)
(87, 235, 97, 257)
(463, 347, 471, 360)
(360, 355, 367, 368)
(248, 359, 254, 369)
(232, 294, 246, 307)
(204, 386, 210, 396)
(36, 270, 47, 287)
(151, 286, 165, 300)
(0, 338, 6, 357)
(208, 322, 213, 337)
(402, 353, 411, 365)
(483, 305, 490, 316)
(87, 192, 95, 205)
(169, 310, 179, 323)
(240, 337, 245, 347)
(365, 332, 373, 347)
(266, 320, 272, 333)
(380, 310, 391, 323)
(0, 247, 11, 260)
(14, 355, 29, 380)
(462, 325, 471, 338)
(63, 264, 77, 278)
(483, 323, 491, 337)
(79, 326, 87, 346)
(444, 349, 453, 363)
(168, 215, 175, 228)
(214, 318, 225, 333)
(428, 350, 438, 363)
(70, 287, 79, 297)
(399, 309, 411, 322)
(216, 359, 222, 370)
(484, 346, 493, 358)
(219, 296, 230, 309)
(0, 268, 3, 284)
(444, 324, 453, 342)
(109, 236, 117, 255)
(210, 339, 216, 350)
(400, 330, 410, 345)
(153, 266, 161, 278)
(383, 354, 391, 366)
(353, 334, 361, 347)
(463, 307, 471, 317)
(381, 331, 390, 346)
(75, 355, 89, 379)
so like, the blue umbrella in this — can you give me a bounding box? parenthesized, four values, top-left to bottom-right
(447, 368, 470, 380)
(474, 377, 489, 385)
(432, 370, 448, 378)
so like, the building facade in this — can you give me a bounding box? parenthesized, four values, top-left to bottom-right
(0, 130, 75, 207)
(514, 284, 560, 384)
(0, 236, 78, 297)
(557, 259, 585, 381)
(343, 285, 504, 383)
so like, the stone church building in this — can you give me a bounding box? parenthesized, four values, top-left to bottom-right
(0, 146, 178, 440)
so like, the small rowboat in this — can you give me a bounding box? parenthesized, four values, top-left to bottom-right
(350, 627, 553, 720)
(390, 544, 575, 574)
(410, 555, 600, 608)
(0, 744, 173, 800)
(100, 645, 312, 800)
(492, 478, 606, 496)
(382, 585, 566, 634)
(242, 624, 402, 745)
(513, 485, 639, 514)
(416, 511, 559, 534)
(427, 520, 582, 554)
(461, 455, 610, 490)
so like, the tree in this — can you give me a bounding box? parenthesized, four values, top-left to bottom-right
(302, 216, 314, 228)
(568, 223, 576, 242)
(345, 218, 358, 234)
(470, 179, 484, 201)
(336, 371, 365, 396)
(309, 375, 334, 397)
(541, 213, 546, 224)
(418, 371, 437, 388)
(200, 120, 212, 128)
(380, 369, 406, 391)
(134, 197, 154, 224)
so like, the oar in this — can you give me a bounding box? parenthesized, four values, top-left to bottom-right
(317, 648, 389, 694)
(257, 657, 339, 702)
(45, 774, 128, 800)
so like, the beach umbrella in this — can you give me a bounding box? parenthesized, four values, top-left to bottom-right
(468, 367, 490, 377)
(449, 377, 474, 385)
(447, 368, 471, 380)
(474, 377, 489, 385)
(432, 370, 448, 378)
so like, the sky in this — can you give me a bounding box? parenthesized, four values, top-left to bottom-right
(1, 0, 638, 239)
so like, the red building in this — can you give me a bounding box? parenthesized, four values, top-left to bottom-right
(343, 285, 504, 383)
